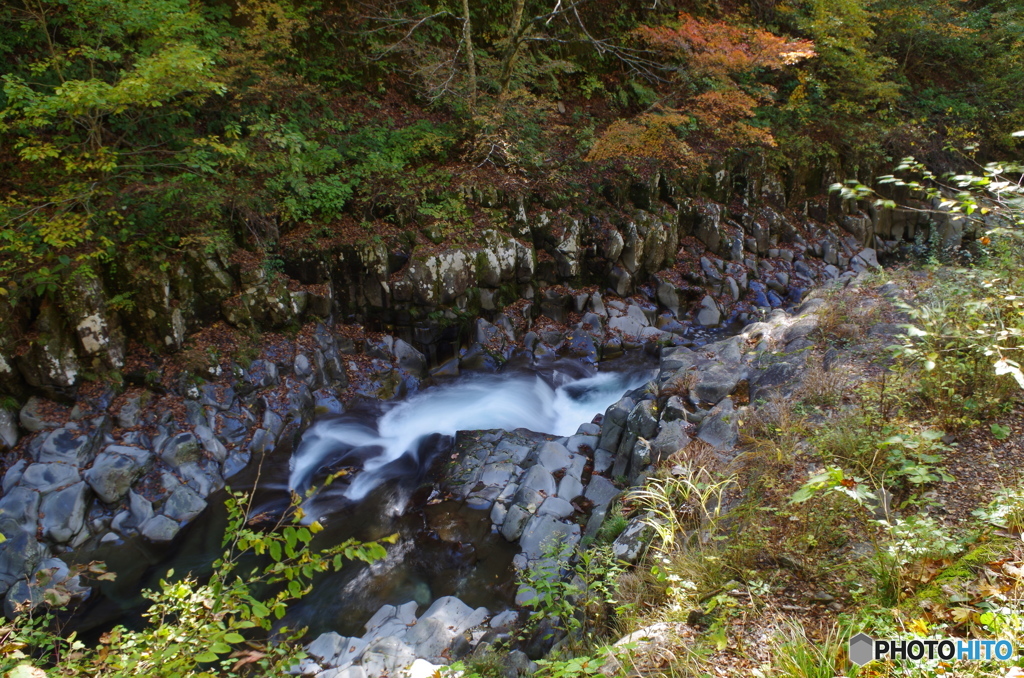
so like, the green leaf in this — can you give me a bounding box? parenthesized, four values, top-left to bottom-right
(991, 423, 1011, 440)
(223, 632, 245, 643)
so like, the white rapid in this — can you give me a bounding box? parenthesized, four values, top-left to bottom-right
(288, 363, 654, 502)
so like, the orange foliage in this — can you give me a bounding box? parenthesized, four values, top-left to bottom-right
(637, 13, 816, 81)
(588, 14, 813, 169)
(586, 111, 699, 170)
(690, 91, 776, 147)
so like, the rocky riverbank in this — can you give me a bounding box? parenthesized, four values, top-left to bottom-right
(293, 286, 850, 678)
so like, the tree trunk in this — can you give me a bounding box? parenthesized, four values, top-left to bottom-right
(460, 0, 477, 108)
(498, 0, 527, 94)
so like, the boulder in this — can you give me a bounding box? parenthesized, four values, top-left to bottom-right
(140, 515, 180, 542)
(0, 410, 18, 452)
(529, 442, 573, 474)
(612, 516, 655, 563)
(519, 515, 580, 561)
(692, 364, 742, 404)
(0, 487, 40, 536)
(161, 432, 201, 467)
(695, 398, 739, 451)
(40, 481, 90, 543)
(162, 485, 208, 523)
(84, 446, 153, 503)
(38, 425, 102, 466)
(696, 296, 721, 327)
(651, 420, 691, 463)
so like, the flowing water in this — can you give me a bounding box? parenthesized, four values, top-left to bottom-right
(75, 352, 657, 638)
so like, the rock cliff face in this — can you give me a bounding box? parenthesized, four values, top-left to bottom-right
(0, 164, 984, 402)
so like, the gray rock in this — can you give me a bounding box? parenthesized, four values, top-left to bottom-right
(695, 398, 739, 451)
(117, 395, 146, 428)
(625, 400, 658, 440)
(360, 636, 418, 677)
(490, 609, 519, 630)
(501, 505, 532, 541)
(161, 432, 201, 467)
(38, 425, 101, 466)
(176, 460, 223, 498)
(222, 450, 251, 479)
(797, 297, 827, 315)
(611, 516, 654, 563)
(2, 460, 26, 494)
(868, 323, 905, 337)
(307, 632, 349, 666)
(247, 360, 279, 389)
(851, 248, 880, 272)
(490, 502, 507, 527)
(565, 434, 599, 454)
(603, 398, 634, 428)
(140, 515, 180, 542)
(660, 347, 696, 373)
(0, 529, 47, 593)
(538, 497, 575, 519)
(479, 462, 517, 489)
(0, 410, 18, 452)
(162, 485, 208, 522)
(40, 481, 90, 543)
(629, 439, 653, 485)
(0, 487, 40, 536)
(516, 466, 556, 503)
(584, 476, 620, 509)
(5, 578, 44, 620)
(696, 295, 721, 327)
(195, 425, 229, 462)
(19, 397, 61, 433)
(593, 449, 614, 475)
(393, 339, 427, 378)
(597, 422, 623, 455)
(651, 420, 691, 463)
(750, 350, 808, 403)
(692, 364, 741, 404)
(530, 442, 573, 473)
(112, 491, 154, 537)
(608, 314, 645, 339)
(783, 318, 819, 344)
(407, 597, 487, 663)
(18, 462, 79, 493)
(84, 446, 153, 503)
(703, 336, 744, 366)
(519, 515, 580, 561)
(557, 475, 583, 501)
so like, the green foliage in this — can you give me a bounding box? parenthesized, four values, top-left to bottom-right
(594, 506, 628, 544)
(834, 148, 1024, 428)
(974, 487, 1024, 535)
(0, 491, 390, 677)
(519, 543, 626, 648)
(534, 652, 608, 678)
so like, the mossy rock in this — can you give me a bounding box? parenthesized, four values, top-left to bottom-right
(902, 537, 1015, 614)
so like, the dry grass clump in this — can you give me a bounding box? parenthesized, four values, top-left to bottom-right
(794, 360, 849, 408)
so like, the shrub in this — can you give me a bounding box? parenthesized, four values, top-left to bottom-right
(1, 491, 391, 677)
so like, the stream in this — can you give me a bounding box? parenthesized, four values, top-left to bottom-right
(73, 352, 657, 638)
